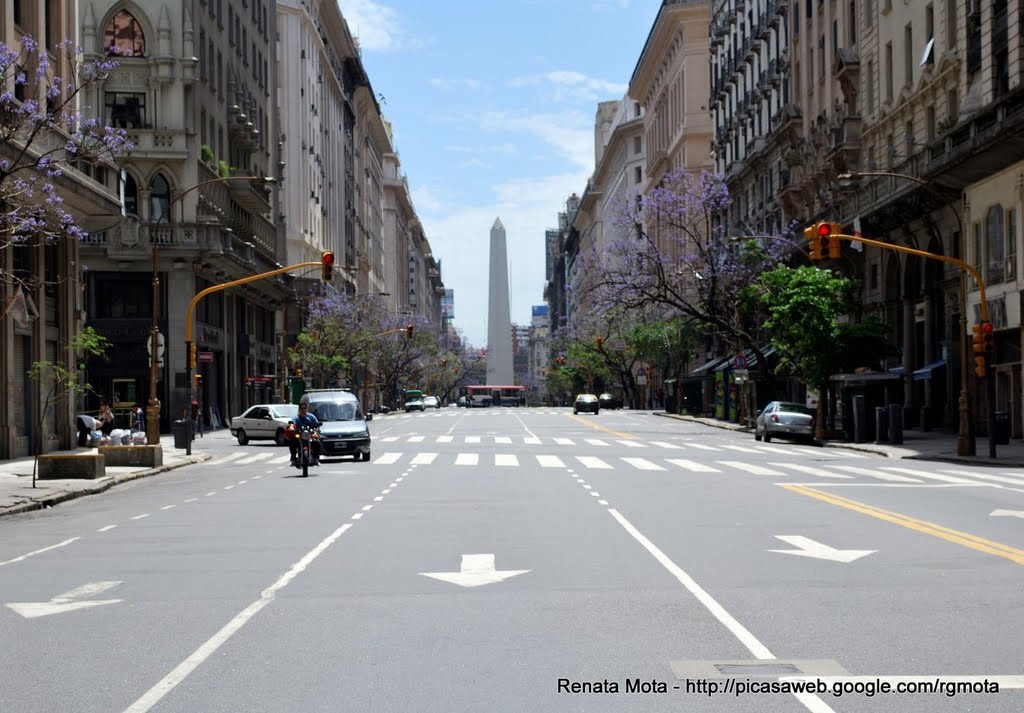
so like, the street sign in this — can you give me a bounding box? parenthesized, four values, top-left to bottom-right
(637, 375, 647, 385)
(734, 353, 748, 369)
(198, 351, 214, 363)
(146, 331, 165, 367)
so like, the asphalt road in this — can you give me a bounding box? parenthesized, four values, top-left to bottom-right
(1, 407, 1022, 712)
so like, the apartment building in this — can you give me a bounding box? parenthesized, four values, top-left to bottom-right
(78, 0, 284, 428)
(1, 1, 123, 458)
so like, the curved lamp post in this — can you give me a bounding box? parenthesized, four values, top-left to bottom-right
(146, 175, 277, 445)
(836, 171, 976, 457)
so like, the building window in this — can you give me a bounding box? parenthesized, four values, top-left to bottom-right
(885, 42, 894, 102)
(904, 25, 913, 86)
(104, 10, 146, 57)
(867, 59, 876, 113)
(946, 0, 957, 50)
(634, 166, 642, 184)
(633, 136, 642, 155)
(1007, 208, 1018, 280)
(150, 174, 171, 223)
(13, 0, 22, 26)
(105, 92, 146, 128)
(123, 173, 138, 216)
(926, 105, 936, 141)
(870, 262, 880, 290)
(849, 1, 857, 44)
(986, 206, 1005, 284)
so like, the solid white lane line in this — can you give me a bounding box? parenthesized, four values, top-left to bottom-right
(650, 441, 683, 449)
(536, 455, 566, 468)
(524, 436, 542, 445)
(622, 457, 665, 471)
(407, 435, 425, 443)
(494, 436, 512, 444)
(666, 459, 721, 473)
(554, 437, 575, 445)
(617, 440, 646, 448)
(495, 454, 519, 467)
(436, 435, 453, 443)
(411, 453, 437, 465)
(0, 537, 80, 567)
(718, 461, 787, 476)
(575, 456, 613, 470)
(455, 453, 478, 466)
(770, 463, 854, 479)
(374, 452, 402, 465)
(585, 438, 609, 447)
(122, 521, 357, 713)
(608, 509, 835, 713)
(465, 436, 481, 444)
(830, 465, 921, 482)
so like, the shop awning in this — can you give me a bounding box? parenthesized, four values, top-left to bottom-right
(689, 355, 730, 376)
(912, 359, 946, 381)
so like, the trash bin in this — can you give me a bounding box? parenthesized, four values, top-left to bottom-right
(172, 419, 189, 449)
(994, 411, 1010, 445)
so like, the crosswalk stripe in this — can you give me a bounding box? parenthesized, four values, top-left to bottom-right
(830, 465, 920, 482)
(770, 463, 853, 479)
(524, 436, 542, 445)
(205, 453, 246, 466)
(880, 467, 978, 484)
(236, 452, 274, 465)
(536, 455, 566, 468)
(718, 460, 787, 476)
(269, 455, 292, 464)
(494, 436, 512, 444)
(753, 445, 792, 454)
(792, 446, 865, 458)
(408, 435, 425, 443)
(554, 437, 575, 445)
(411, 453, 437, 465)
(436, 435, 453, 443)
(374, 452, 402, 465)
(381, 436, 399, 442)
(495, 454, 518, 466)
(617, 440, 646, 448)
(585, 438, 609, 447)
(650, 441, 683, 449)
(622, 457, 664, 471)
(455, 453, 478, 466)
(721, 444, 763, 453)
(666, 458, 720, 473)
(939, 469, 1024, 486)
(576, 456, 612, 469)
(465, 436, 481, 444)
(685, 443, 719, 451)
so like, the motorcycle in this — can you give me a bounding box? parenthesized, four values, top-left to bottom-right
(296, 425, 316, 477)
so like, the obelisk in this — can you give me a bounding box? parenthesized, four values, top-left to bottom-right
(486, 217, 513, 385)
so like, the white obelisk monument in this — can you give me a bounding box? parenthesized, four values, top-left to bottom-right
(486, 217, 514, 385)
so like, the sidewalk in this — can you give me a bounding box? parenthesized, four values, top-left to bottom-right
(655, 411, 1024, 467)
(0, 434, 211, 519)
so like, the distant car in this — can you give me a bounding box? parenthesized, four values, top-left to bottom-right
(230, 404, 298, 446)
(405, 398, 425, 412)
(423, 395, 440, 409)
(304, 389, 372, 462)
(598, 393, 620, 410)
(755, 401, 815, 444)
(573, 394, 600, 415)
(457, 396, 469, 408)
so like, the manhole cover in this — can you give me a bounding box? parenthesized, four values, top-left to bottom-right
(715, 663, 802, 675)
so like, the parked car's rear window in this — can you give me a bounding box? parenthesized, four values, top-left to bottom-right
(777, 402, 811, 414)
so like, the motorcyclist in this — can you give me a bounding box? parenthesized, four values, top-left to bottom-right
(289, 398, 322, 467)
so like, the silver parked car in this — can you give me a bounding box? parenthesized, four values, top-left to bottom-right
(754, 401, 815, 444)
(230, 404, 299, 446)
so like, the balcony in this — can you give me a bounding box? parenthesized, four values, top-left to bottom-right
(778, 48, 791, 72)
(778, 165, 806, 215)
(832, 48, 861, 108)
(758, 14, 771, 40)
(827, 116, 862, 172)
(227, 173, 273, 215)
(773, 103, 803, 142)
(123, 129, 190, 159)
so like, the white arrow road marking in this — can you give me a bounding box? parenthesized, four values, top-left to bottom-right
(991, 509, 1024, 519)
(6, 581, 123, 618)
(420, 554, 530, 588)
(769, 536, 876, 563)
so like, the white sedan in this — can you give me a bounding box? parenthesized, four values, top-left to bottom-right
(230, 404, 298, 446)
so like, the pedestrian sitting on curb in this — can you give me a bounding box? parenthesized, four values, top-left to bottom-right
(76, 414, 98, 447)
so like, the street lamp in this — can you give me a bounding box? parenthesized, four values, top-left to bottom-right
(836, 171, 975, 457)
(147, 175, 278, 446)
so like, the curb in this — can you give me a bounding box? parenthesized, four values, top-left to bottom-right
(0, 453, 211, 519)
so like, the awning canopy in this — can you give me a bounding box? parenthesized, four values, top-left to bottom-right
(689, 355, 730, 376)
(912, 359, 946, 381)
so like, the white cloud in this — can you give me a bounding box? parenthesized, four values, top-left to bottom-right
(411, 184, 444, 213)
(340, 0, 405, 52)
(508, 70, 627, 103)
(479, 110, 593, 170)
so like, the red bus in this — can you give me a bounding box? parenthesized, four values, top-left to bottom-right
(464, 384, 525, 407)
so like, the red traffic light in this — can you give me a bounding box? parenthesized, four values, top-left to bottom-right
(817, 222, 832, 237)
(322, 251, 335, 265)
(981, 321, 993, 334)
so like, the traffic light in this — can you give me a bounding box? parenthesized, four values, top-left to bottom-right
(295, 368, 303, 378)
(406, 324, 414, 339)
(321, 251, 334, 282)
(189, 343, 197, 369)
(820, 221, 843, 258)
(981, 320, 995, 352)
(972, 323, 986, 378)
(805, 224, 822, 260)
(194, 373, 203, 388)
(595, 337, 604, 349)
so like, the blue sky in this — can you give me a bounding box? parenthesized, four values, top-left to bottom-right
(341, 0, 661, 347)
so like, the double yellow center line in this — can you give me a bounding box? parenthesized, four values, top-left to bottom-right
(781, 484, 1024, 565)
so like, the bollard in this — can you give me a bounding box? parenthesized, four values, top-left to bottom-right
(875, 406, 890, 443)
(888, 403, 904, 445)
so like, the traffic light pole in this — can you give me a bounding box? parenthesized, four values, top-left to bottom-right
(823, 231, 992, 458)
(183, 260, 322, 456)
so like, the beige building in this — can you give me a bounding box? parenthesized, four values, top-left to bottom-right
(1, 1, 123, 458)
